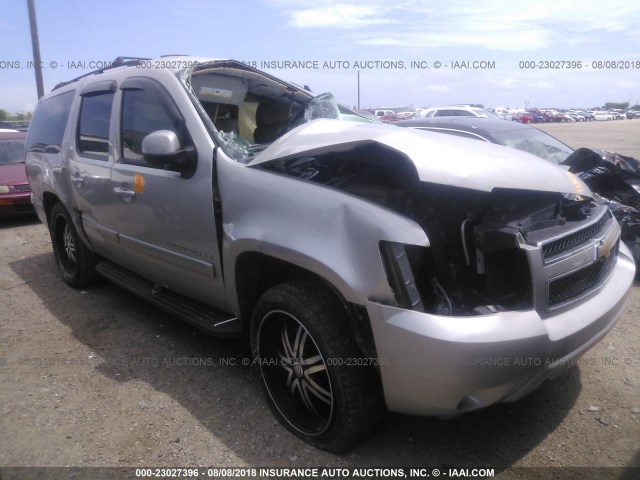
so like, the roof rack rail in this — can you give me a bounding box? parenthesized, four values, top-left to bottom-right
(112, 56, 152, 66)
(52, 56, 152, 92)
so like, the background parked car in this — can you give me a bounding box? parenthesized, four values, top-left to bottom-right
(395, 116, 640, 266)
(571, 110, 595, 121)
(552, 112, 573, 122)
(529, 109, 556, 122)
(374, 109, 395, 118)
(396, 117, 573, 162)
(527, 111, 546, 123)
(566, 112, 585, 122)
(354, 110, 380, 121)
(418, 105, 500, 119)
(492, 107, 514, 121)
(512, 111, 545, 123)
(0, 130, 33, 218)
(594, 111, 615, 121)
(512, 112, 533, 123)
(532, 109, 565, 122)
(379, 113, 403, 122)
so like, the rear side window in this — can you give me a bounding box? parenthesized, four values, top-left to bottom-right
(78, 92, 114, 158)
(0, 139, 26, 165)
(26, 91, 74, 153)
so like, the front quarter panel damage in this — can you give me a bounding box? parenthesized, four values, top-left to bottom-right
(219, 156, 429, 311)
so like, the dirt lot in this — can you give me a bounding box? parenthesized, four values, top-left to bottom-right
(1, 120, 639, 480)
(536, 118, 640, 159)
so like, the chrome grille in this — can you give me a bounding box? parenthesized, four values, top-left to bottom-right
(542, 212, 610, 259)
(547, 241, 619, 308)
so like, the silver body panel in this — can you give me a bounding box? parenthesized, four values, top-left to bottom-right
(250, 120, 593, 197)
(366, 242, 635, 415)
(26, 56, 635, 418)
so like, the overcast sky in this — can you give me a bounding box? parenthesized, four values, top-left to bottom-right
(2, 0, 640, 113)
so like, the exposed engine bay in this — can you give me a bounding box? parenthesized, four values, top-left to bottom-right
(260, 141, 605, 315)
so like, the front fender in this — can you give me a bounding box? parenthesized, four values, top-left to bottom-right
(219, 160, 429, 313)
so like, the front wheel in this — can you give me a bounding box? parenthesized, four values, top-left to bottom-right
(48, 203, 99, 288)
(252, 281, 384, 452)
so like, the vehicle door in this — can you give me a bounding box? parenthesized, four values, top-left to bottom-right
(110, 76, 228, 309)
(68, 80, 122, 261)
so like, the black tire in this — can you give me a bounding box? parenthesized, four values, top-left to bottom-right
(252, 281, 384, 452)
(48, 203, 99, 288)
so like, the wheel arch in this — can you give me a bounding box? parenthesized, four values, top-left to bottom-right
(42, 192, 95, 252)
(42, 191, 62, 221)
(234, 251, 379, 360)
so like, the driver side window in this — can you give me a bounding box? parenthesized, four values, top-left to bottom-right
(120, 82, 187, 167)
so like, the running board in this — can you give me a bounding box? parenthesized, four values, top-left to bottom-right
(95, 261, 241, 338)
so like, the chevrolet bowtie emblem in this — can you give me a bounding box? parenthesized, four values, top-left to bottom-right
(597, 221, 620, 259)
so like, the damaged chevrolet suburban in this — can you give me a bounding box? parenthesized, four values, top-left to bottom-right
(26, 56, 635, 452)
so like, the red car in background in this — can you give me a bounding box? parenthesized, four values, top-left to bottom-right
(513, 111, 546, 123)
(512, 112, 534, 123)
(379, 113, 403, 122)
(529, 109, 562, 122)
(0, 130, 33, 217)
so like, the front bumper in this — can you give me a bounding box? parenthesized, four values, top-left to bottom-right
(366, 242, 635, 416)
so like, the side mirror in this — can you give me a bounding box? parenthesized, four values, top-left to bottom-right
(141, 130, 197, 177)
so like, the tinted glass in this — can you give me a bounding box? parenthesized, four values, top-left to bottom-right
(78, 92, 114, 157)
(121, 88, 183, 162)
(0, 139, 26, 165)
(26, 91, 74, 153)
(492, 128, 574, 163)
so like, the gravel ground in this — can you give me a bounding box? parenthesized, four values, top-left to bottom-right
(535, 118, 640, 158)
(1, 120, 639, 480)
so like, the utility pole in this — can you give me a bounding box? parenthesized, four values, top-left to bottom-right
(27, 0, 45, 99)
(357, 71, 360, 110)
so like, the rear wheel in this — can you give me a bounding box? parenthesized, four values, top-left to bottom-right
(252, 281, 384, 452)
(48, 203, 99, 288)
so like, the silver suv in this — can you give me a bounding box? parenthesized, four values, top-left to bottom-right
(26, 56, 635, 452)
(418, 105, 500, 119)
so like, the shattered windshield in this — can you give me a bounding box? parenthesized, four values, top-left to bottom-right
(180, 61, 377, 161)
(492, 128, 574, 164)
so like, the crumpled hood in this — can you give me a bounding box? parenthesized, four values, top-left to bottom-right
(249, 119, 592, 197)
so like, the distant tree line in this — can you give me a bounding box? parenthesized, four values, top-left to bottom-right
(0, 109, 33, 121)
(603, 102, 640, 110)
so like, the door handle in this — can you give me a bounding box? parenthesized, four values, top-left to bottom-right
(114, 187, 136, 200)
(71, 176, 84, 185)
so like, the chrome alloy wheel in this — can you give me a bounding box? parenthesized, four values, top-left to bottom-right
(257, 310, 334, 436)
(62, 223, 77, 264)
